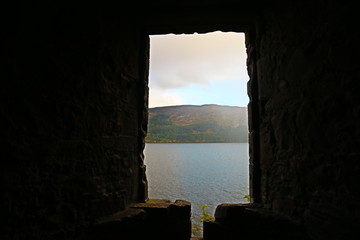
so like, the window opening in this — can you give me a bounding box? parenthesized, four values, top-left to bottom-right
(144, 31, 249, 237)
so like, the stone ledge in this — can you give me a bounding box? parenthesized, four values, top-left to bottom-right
(204, 203, 309, 240)
(79, 199, 192, 240)
(95, 208, 146, 225)
(131, 199, 191, 220)
(131, 199, 192, 240)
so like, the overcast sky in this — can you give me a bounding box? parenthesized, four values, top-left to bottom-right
(149, 31, 249, 108)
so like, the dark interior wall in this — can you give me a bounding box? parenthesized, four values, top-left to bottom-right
(1, 3, 148, 239)
(254, 2, 360, 238)
(1, 1, 360, 239)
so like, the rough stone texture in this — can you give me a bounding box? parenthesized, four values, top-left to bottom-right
(1, 3, 148, 239)
(80, 208, 146, 240)
(248, 2, 360, 239)
(79, 199, 191, 240)
(203, 203, 309, 240)
(130, 199, 192, 240)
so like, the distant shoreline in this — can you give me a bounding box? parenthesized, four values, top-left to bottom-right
(145, 140, 248, 143)
(147, 104, 248, 144)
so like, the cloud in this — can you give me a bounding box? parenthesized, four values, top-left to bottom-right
(149, 31, 248, 90)
(149, 88, 186, 108)
(150, 69, 207, 89)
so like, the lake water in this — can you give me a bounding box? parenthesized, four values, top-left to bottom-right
(144, 142, 249, 236)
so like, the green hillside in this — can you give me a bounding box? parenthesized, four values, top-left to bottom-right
(146, 104, 248, 143)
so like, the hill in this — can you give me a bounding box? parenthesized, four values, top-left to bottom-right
(146, 104, 248, 143)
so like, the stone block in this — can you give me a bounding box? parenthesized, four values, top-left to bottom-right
(207, 203, 310, 240)
(214, 203, 253, 221)
(130, 199, 192, 240)
(131, 198, 171, 220)
(84, 208, 146, 240)
(203, 220, 226, 240)
(169, 199, 191, 219)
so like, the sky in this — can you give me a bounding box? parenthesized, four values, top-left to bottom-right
(149, 31, 249, 108)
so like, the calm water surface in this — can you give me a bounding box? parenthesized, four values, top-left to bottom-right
(144, 142, 249, 234)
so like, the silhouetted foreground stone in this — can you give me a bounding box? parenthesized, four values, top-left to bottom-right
(81, 199, 191, 240)
(203, 203, 310, 240)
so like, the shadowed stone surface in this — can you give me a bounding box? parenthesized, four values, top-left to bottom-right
(204, 203, 310, 240)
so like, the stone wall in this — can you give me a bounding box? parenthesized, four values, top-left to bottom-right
(251, 2, 360, 239)
(1, 4, 148, 239)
